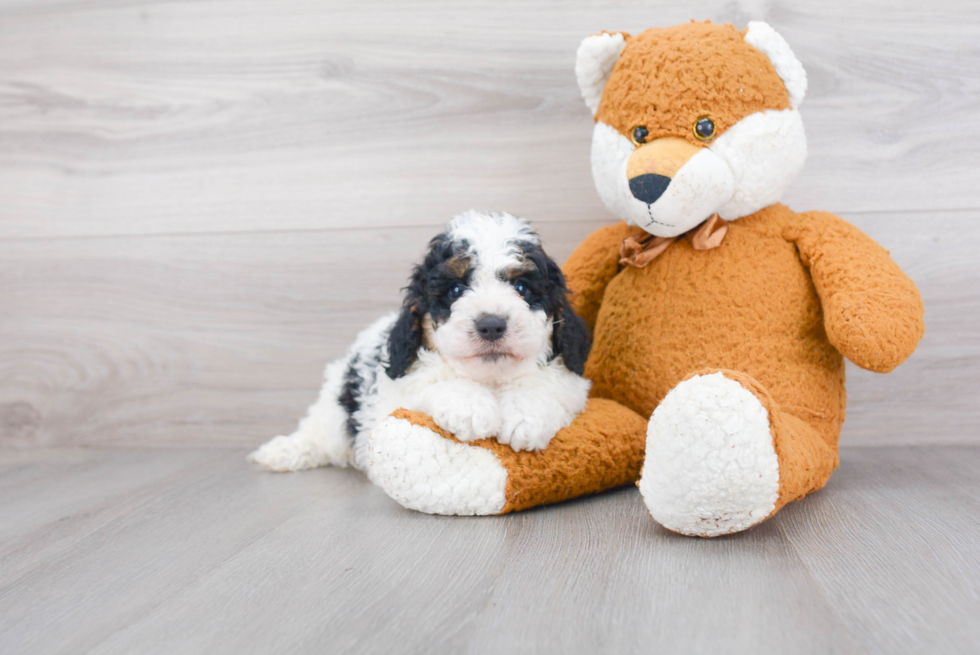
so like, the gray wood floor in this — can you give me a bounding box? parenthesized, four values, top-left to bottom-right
(1, 446, 979, 655)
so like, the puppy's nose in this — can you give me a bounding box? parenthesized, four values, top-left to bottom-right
(475, 315, 507, 342)
(629, 174, 672, 204)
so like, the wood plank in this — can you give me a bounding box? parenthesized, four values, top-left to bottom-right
(0, 449, 379, 654)
(458, 494, 859, 655)
(0, 447, 978, 653)
(0, 449, 229, 581)
(0, 209, 973, 449)
(781, 447, 980, 654)
(0, 0, 978, 239)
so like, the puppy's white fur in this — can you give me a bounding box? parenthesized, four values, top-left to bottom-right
(249, 211, 590, 478)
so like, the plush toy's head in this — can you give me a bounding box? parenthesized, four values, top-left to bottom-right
(576, 20, 808, 237)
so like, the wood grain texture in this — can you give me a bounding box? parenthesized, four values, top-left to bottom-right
(0, 0, 978, 240)
(0, 210, 974, 448)
(1, 0, 978, 449)
(1, 446, 978, 654)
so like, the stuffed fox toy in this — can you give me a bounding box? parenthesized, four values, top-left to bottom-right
(367, 20, 924, 536)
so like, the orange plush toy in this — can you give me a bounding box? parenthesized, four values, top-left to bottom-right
(367, 20, 924, 536)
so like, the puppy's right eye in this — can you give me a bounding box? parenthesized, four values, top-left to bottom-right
(448, 282, 466, 299)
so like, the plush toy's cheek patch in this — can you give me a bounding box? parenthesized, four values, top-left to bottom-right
(710, 108, 808, 221)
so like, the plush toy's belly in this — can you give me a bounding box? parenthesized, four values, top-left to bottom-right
(585, 209, 845, 443)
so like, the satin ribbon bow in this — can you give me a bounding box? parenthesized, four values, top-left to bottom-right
(619, 213, 729, 268)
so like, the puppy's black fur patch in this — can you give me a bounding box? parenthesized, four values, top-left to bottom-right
(510, 241, 591, 375)
(338, 354, 362, 438)
(386, 234, 472, 378)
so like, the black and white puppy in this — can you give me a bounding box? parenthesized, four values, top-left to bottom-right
(249, 210, 591, 477)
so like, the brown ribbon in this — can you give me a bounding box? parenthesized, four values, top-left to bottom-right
(619, 213, 729, 268)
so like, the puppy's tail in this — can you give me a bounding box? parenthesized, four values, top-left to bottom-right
(248, 359, 354, 472)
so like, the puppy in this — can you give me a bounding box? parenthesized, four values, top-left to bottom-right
(248, 211, 592, 478)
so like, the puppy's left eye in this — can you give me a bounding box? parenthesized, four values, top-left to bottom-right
(514, 280, 531, 300)
(448, 282, 466, 299)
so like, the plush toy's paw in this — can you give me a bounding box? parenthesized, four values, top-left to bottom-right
(367, 413, 507, 516)
(428, 391, 501, 443)
(638, 372, 780, 537)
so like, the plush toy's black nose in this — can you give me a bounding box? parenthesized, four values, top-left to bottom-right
(629, 173, 671, 205)
(475, 315, 507, 342)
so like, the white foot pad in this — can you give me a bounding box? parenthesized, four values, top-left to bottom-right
(366, 416, 508, 516)
(638, 372, 780, 537)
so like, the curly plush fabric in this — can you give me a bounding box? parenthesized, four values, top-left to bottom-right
(788, 212, 926, 373)
(386, 398, 648, 514)
(562, 204, 923, 520)
(596, 21, 791, 145)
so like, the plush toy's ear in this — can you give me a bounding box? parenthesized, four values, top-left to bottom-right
(575, 31, 628, 116)
(543, 256, 592, 375)
(744, 21, 807, 108)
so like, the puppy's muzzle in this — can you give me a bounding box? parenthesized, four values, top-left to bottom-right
(475, 315, 507, 342)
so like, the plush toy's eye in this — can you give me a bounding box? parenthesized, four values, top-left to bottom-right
(448, 282, 466, 299)
(694, 117, 716, 141)
(631, 126, 649, 146)
(514, 280, 531, 300)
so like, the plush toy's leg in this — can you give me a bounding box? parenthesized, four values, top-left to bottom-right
(367, 398, 648, 516)
(638, 369, 839, 537)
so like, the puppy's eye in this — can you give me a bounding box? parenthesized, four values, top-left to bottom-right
(514, 280, 531, 300)
(694, 117, 715, 141)
(631, 126, 649, 146)
(448, 282, 466, 299)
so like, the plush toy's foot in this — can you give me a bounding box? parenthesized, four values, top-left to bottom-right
(366, 412, 509, 516)
(367, 399, 648, 516)
(638, 370, 838, 537)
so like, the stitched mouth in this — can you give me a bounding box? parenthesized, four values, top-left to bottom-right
(645, 204, 673, 228)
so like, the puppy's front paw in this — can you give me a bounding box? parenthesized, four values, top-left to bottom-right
(497, 395, 562, 452)
(498, 413, 554, 452)
(429, 393, 501, 442)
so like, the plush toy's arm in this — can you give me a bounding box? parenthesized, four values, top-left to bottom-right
(562, 221, 633, 331)
(787, 211, 924, 373)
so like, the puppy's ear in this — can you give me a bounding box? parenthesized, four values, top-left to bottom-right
(385, 233, 453, 379)
(544, 255, 592, 375)
(554, 302, 591, 375)
(385, 302, 423, 379)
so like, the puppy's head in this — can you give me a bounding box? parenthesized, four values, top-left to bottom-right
(385, 211, 590, 382)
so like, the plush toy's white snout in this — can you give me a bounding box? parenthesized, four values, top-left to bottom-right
(592, 128, 737, 237)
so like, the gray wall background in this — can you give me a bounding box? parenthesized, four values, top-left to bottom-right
(1, 0, 977, 449)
